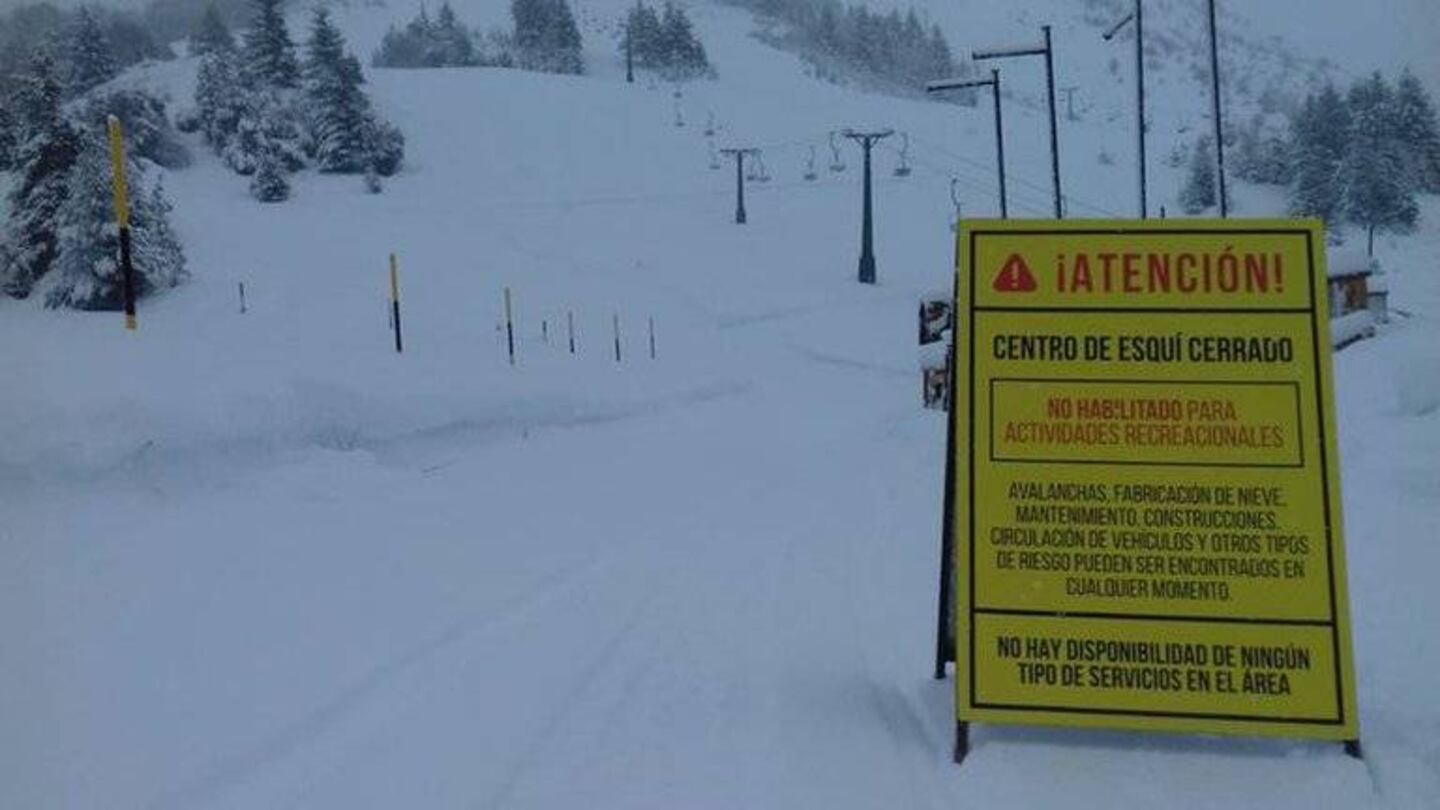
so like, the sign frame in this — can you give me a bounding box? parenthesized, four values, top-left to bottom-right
(942, 219, 1361, 762)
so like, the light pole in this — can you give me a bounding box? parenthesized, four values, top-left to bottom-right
(975, 25, 1063, 218)
(719, 147, 758, 224)
(842, 129, 893, 284)
(1207, 0, 1229, 217)
(1103, 0, 1148, 218)
(927, 68, 1008, 219)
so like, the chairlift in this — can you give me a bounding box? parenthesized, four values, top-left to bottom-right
(708, 143, 721, 170)
(745, 157, 761, 182)
(704, 111, 717, 137)
(672, 85, 683, 100)
(674, 101, 685, 128)
(894, 132, 912, 177)
(803, 146, 818, 181)
(754, 153, 772, 183)
(828, 131, 847, 172)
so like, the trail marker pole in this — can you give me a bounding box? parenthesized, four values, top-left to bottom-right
(719, 147, 759, 224)
(927, 70, 1008, 219)
(107, 116, 137, 330)
(974, 26, 1064, 218)
(568, 310, 576, 354)
(238, 281, 247, 314)
(389, 254, 403, 354)
(648, 316, 656, 360)
(504, 286, 515, 365)
(613, 314, 622, 363)
(842, 129, 894, 284)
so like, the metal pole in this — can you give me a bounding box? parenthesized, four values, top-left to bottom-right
(993, 71, 1008, 219)
(107, 116, 137, 330)
(843, 130, 892, 284)
(1207, 0, 1228, 217)
(1135, 0, 1148, 218)
(860, 141, 875, 283)
(390, 254, 403, 354)
(1042, 25, 1063, 219)
(720, 148, 755, 224)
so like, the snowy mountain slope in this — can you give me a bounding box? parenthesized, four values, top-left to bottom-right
(2, 1, 1440, 808)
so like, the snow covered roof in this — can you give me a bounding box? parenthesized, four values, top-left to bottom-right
(1327, 245, 1379, 279)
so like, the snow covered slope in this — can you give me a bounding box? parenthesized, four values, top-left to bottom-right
(2, 1, 1439, 808)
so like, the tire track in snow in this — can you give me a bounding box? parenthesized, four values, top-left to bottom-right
(142, 551, 618, 810)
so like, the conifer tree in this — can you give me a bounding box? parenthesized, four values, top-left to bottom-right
(435, 3, 475, 66)
(195, 46, 246, 150)
(190, 2, 236, 57)
(45, 135, 187, 309)
(513, 0, 583, 75)
(1340, 72, 1418, 250)
(1289, 83, 1350, 224)
(1393, 68, 1440, 193)
(305, 9, 372, 173)
(66, 6, 120, 96)
(0, 103, 15, 172)
(243, 0, 301, 88)
(1180, 135, 1218, 214)
(249, 148, 290, 202)
(2, 53, 80, 299)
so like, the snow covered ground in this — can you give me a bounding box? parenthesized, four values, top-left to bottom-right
(2, 1, 1439, 807)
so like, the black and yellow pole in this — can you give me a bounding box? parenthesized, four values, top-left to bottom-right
(389, 253, 403, 353)
(108, 115, 138, 330)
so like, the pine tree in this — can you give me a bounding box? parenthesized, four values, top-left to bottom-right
(223, 88, 303, 176)
(190, 2, 236, 57)
(658, 2, 708, 79)
(1289, 83, 1350, 224)
(1340, 72, 1418, 251)
(0, 103, 15, 172)
(1393, 68, 1440, 193)
(435, 3, 475, 66)
(2, 53, 80, 299)
(249, 149, 290, 202)
(625, 3, 663, 69)
(243, 0, 301, 89)
(513, 0, 583, 74)
(66, 6, 120, 96)
(305, 9, 388, 175)
(45, 135, 187, 310)
(1180, 135, 1218, 214)
(195, 46, 246, 150)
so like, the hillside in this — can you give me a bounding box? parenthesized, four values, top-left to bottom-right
(2, 1, 1439, 808)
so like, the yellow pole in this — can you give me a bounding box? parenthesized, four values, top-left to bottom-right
(389, 253, 400, 302)
(108, 115, 137, 330)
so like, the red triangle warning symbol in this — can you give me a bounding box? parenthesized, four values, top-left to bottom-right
(993, 254, 1039, 293)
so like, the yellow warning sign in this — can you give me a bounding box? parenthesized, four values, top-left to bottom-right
(951, 220, 1358, 741)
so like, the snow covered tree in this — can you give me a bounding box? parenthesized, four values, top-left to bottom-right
(304, 9, 372, 173)
(242, 0, 300, 89)
(1232, 113, 1293, 186)
(1288, 83, 1350, 225)
(1180, 136, 1217, 214)
(66, 6, 119, 96)
(513, 0, 583, 75)
(82, 90, 190, 170)
(434, 3, 476, 66)
(373, 4, 479, 68)
(657, 2, 709, 80)
(363, 116, 406, 177)
(44, 134, 187, 309)
(223, 88, 304, 176)
(249, 149, 290, 202)
(1393, 69, 1440, 193)
(2, 53, 80, 299)
(1340, 72, 1418, 252)
(194, 46, 246, 150)
(0, 103, 15, 172)
(190, 2, 236, 57)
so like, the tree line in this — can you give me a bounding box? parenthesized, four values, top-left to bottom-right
(724, 0, 965, 99)
(623, 1, 713, 81)
(0, 16, 187, 309)
(182, 0, 406, 202)
(1181, 69, 1440, 248)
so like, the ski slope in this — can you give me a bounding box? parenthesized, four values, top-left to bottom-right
(3, 1, 1439, 807)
